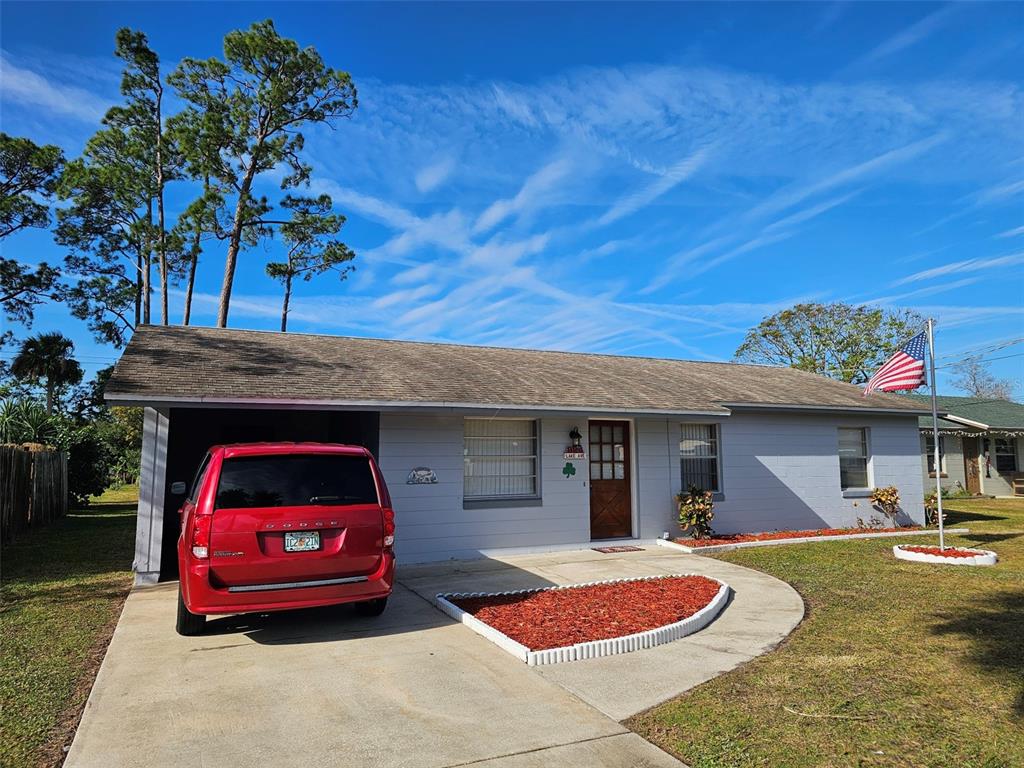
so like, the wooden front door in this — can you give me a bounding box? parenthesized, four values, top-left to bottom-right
(963, 437, 982, 495)
(589, 421, 632, 539)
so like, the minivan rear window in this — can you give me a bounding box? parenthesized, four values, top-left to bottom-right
(215, 454, 379, 510)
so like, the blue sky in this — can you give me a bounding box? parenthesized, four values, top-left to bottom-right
(1, 1, 1022, 394)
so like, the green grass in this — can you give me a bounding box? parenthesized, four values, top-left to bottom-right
(1, 486, 137, 768)
(630, 498, 1024, 768)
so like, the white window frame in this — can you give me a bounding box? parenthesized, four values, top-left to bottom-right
(679, 423, 722, 494)
(993, 437, 1018, 473)
(838, 427, 872, 491)
(463, 418, 540, 501)
(925, 434, 945, 475)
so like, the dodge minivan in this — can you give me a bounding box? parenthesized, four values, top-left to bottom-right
(174, 443, 395, 635)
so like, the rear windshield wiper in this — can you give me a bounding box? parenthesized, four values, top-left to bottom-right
(309, 495, 341, 504)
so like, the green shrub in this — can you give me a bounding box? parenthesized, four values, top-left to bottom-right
(677, 485, 715, 539)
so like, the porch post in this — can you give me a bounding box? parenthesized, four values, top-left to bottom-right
(135, 407, 170, 585)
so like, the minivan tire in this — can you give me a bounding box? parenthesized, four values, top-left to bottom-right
(176, 584, 206, 636)
(354, 597, 388, 617)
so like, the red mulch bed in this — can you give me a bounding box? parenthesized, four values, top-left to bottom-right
(450, 576, 722, 651)
(676, 525, 923, 547)
(900, 545, 979, 559)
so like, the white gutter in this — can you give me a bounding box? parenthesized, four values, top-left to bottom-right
(103, 392, 731, 418)
(720, 402, 932, 416)
(941, 414, 990, 430)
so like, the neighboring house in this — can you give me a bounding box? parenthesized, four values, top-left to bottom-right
(105, 326, 928, 583)
(910, 394, 1024, 498)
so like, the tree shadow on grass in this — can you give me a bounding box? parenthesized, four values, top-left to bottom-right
(943, 508, 1009, 526)
(931, 589, 1024, 716)
(960, 532, 1024, 546)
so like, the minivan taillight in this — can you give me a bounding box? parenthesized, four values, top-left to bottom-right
(383, 508, 395, 548)
(191, 514, 212, 559)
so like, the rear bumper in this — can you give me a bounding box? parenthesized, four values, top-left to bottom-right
(181, 551, 395, 615)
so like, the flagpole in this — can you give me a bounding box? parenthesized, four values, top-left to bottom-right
(926, 317, 945, 550)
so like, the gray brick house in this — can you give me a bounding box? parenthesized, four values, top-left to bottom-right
(105, 326, 928, 584)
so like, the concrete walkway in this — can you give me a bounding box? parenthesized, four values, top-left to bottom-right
(400, 546, 805, 721)
(65, 547, 802, 768)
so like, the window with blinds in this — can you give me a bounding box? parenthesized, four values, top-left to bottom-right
(463, 419, 539, 499)
(838, 427, 870, 490)
(680, 424, 720, 493)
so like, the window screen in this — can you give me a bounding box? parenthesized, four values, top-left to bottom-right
(680, 424, 720, 492)
(838, 428, 869, 490)
(215, 454, 379, 509)
(464, 419, 538, 499)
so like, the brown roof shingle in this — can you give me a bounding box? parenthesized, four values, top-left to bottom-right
(104, 325, 929, 415)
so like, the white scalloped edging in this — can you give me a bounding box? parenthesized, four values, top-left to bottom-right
(892, 544, 997, 566)
(658, 527, 970, 554)
(434, 574, 731, 666)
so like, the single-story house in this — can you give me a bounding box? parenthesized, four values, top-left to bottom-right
(105, 326, 928, 584)
(909, 394, 1024, 497)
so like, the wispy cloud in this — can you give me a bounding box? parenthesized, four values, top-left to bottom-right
(596, 146, 711, 226)
(892, 252, 1024, 286)
(849, 5, 960, 70)
(414, 157, 456, 193)
(996, 225, 1024, 238)
(473, 157, 572, 233)
(864, 276, 983, 305)
(0, 52, 109, 122)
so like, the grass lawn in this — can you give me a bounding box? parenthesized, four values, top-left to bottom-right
(1, 486, 137, 768)
(630, 497, 1024, 768)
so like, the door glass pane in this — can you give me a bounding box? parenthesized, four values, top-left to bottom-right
(590, 424, 599, 441)
(614, 444, 624, 461)
(590, 463, 600, 480)
(602, 462, 612, 479)
(601, 444, 612, 461)
(612, 425, 623, 443)
(613, 463, 625, 479)
(601, 425, 611, 442)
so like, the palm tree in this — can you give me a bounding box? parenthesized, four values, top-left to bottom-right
(10, 332, 84, 414)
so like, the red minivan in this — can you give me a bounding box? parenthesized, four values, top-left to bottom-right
(174, 443, 396, 635)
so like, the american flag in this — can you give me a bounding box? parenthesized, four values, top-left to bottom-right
(863, 331, 928, 396)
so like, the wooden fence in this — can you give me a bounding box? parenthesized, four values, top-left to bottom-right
(1, 444, 68, 543)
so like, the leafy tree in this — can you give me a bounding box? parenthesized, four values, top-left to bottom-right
(110, 28, 179, 325)
(10, 332, 84, 414)
(951, 356, 1014, 401)
(56, 148, 146, 345)
(168, 19, 357, 327)
(0, 133, 64, 238)
(735, 302, 925, 384)
(265, 195, 355, 331)
(0, 133, 65, 335)
(57, 28, 182, 343)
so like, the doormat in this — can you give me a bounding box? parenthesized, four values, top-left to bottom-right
(592, 545, 645, 553)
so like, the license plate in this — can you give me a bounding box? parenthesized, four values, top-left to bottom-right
(284, 530, 320, 552)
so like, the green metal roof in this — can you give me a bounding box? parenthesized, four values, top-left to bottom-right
(906, 394, 1024, 431)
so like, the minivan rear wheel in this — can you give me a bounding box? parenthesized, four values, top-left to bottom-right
(176, 584, 206, 636)
(354, 597, 388, 617)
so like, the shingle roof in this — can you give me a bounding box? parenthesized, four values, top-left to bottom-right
(906, 394, 1024, 430)
(104, 325, 930, 416)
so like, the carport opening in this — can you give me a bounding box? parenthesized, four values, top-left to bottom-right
(158, 407, 379, 581)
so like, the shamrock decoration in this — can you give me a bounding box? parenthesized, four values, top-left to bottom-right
(562, 462, 577, 478)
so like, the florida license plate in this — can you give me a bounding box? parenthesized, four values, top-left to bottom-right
(284, 530, 320, 552)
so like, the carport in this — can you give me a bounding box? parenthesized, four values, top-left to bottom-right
(142, 406, 379, 582)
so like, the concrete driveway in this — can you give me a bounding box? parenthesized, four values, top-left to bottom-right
(65, 547, 803, 768)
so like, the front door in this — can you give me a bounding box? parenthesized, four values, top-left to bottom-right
(963, 437, 981, 495)
(589, 421, 632, 539)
